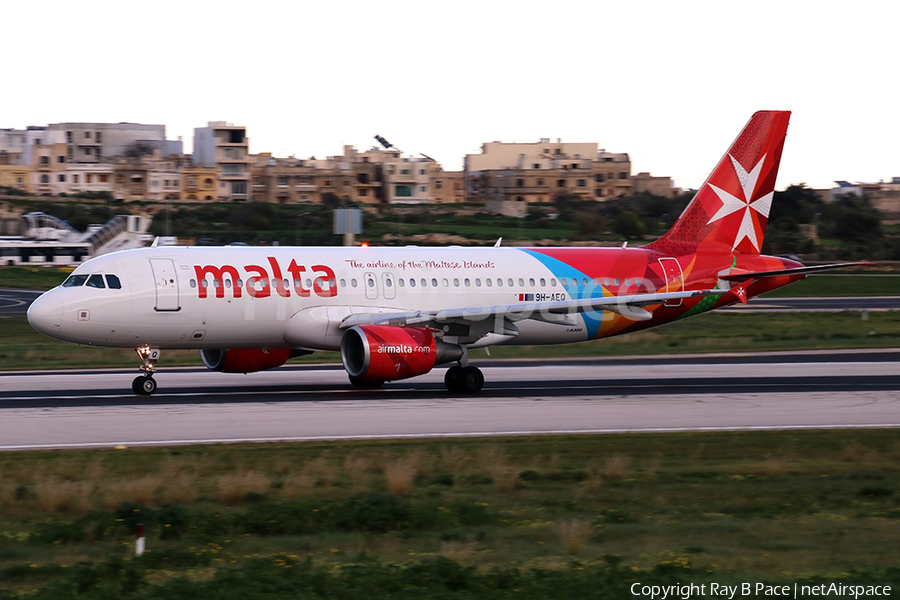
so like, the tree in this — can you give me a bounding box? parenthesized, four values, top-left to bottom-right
(611, 211, 645, 240)
(123, 142, 156, 159)
(321, 192, 341, 208)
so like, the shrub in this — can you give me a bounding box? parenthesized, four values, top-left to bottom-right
(157, 504, 191, 540)
(335, 494, 410, 533)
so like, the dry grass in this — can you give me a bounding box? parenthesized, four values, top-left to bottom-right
(757, 456, 792, 477)
(642, 456, 661, 481)
(476, 448, 521, 493)
(303, 457, 338, 488)
(841, 442, 871, 463)
(0, 480, 16, 511)
(32, 478, 92, 514)
(281, 472, 316, 500)
(602, 454, 630, 482)
(383, 456, 418, 496)
(96, 476, 162, 508)
(439, 446, 469, 484)
(438, 541, 480, 563)
(343, 455, 372, 490)
(216, 471, 270, 504)
(556, 518, 593, 556)
(160, 473, 198, 504)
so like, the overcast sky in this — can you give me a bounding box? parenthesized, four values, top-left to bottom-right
(5, 0, 897, 190)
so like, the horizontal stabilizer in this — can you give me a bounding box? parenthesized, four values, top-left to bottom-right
(720, 261, 874, 282)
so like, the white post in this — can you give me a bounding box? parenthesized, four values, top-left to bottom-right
(135, 523, 145, 556)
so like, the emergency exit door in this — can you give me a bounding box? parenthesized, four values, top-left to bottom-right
(657, 257, 683, 307)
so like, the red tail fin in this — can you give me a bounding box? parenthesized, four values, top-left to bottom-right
(645, 111, 791, 257)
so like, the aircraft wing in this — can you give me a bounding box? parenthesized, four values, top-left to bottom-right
(340, 288, 726, 329)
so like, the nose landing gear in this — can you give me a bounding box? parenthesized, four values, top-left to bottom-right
(132, 346, 160, 396)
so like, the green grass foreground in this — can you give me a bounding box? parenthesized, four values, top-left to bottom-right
(3, 310, 899, 371)
(0, 432, 899, 597)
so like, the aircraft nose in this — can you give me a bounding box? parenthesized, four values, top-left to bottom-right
(27, 293, 63, 338)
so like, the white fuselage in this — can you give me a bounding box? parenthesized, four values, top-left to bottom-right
(28, 245, 632, 351)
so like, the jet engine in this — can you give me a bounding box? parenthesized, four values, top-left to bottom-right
(200, 348, 292, 373)
(341, 325, 463, 383)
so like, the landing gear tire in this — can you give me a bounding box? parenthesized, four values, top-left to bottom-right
(132, 375, 157, 396)
(348, 375, 384, 389)
(446, 365, 483, 394)
(444, 365, 462, 393)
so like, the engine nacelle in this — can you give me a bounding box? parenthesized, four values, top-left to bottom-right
(341, 325, 462, 382)
(200, 348, 292, 373)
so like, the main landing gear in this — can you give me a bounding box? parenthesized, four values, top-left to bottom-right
(444, 364, 484, 394)
(132, 345, 160, 396)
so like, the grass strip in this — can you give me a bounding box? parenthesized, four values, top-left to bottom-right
(0, 430, 898, 595)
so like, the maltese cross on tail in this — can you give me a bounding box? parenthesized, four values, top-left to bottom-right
(707, 154, 774, 253)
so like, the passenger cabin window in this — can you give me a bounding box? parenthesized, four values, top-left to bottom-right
(105, 274, 122, 289)
(86, 274, 105, 289)
(63, 274, 88, 287)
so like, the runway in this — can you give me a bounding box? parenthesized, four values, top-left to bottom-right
(1, 350, 898, 450)
(0, 288, 42, 317)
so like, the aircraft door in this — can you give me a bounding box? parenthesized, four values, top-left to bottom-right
(150, 258, 181, 312)
(382, 272, 396, 300)
(657, 257, 683, 307)
(364, 272, 378, 300)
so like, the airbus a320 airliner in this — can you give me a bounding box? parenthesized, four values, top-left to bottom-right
(27, 111, 866, 395)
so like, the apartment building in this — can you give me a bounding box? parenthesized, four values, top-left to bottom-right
(182, 165, 218, 201)
(465, 139, 637, 204)
(145, 153, 184, 201)
(0, 131, 30, 191)
(430, 169, 465, 203)
(31, 142, 69, 196)
(47, 122, 169, 164)
(112, 157, 149, 202)
(251, 145, 391, 205)
(631, 172, 677, 197)
(251, 154, 319, 204)
(0, 128, 27, 167)
(65, 163, 115, 196)
(832, 179, 900, 216)
(193, 122, 250, 201)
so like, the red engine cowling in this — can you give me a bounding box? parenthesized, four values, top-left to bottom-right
(200, 348, 292, 373)
(341, 325, 438, 382)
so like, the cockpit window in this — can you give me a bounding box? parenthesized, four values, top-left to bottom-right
(105, 274, 122, 289)
(63, 274, 88, 287)
(85, 274, 106, 289)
